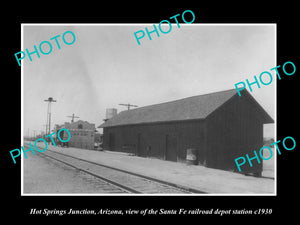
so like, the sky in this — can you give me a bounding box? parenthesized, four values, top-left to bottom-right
(22, 24, 275, 137)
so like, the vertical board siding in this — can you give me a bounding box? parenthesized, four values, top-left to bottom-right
(103, 94, 267, 174)
(103, 120, 205, 163)
(206, 95, 264, 173)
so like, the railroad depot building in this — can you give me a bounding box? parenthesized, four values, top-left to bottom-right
(99, 89, 274, 175)
(55, 120, 95, 150)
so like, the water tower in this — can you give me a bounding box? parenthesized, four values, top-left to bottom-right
(104, 108, 117, 121)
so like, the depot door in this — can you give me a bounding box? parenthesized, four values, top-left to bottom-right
(165, 134, 177, 162)
(137, 133, 147, 157)
(109, 133, 115, 151)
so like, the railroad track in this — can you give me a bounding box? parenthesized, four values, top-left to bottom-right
(28, 146, 205, 194)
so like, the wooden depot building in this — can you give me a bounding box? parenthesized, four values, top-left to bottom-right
(99, 89, 274, 175)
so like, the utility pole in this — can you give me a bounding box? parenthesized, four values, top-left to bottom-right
(119, 103, 138, 110)
(44, 97, 57, 137)
(43, 124, 47, 139)
(67, 113, 80, 123)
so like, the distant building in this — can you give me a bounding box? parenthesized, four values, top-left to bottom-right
(55, 120, 95, 150)
(99, 89, 274, 176)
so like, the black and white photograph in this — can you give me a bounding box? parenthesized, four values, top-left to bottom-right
(4, 5, 298, 220)
(21, 24, 276, 195)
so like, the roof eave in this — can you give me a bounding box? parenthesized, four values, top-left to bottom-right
(240, 89, 274, 124)
(99, 118, 205, 128)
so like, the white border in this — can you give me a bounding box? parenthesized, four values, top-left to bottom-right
(21, 23, 277, 196)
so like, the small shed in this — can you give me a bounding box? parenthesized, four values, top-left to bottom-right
(99, 89, 274, 175)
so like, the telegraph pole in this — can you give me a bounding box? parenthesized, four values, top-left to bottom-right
(44, 97, 57, 137)
(43, 124, 47, 139)
(67, 113, 80, 123)
(119, 103, 138, 110)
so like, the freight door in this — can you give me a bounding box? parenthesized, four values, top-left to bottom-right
(137, 133, 147, 157)
(109, 133, 115, 151)
(165, 134, 177, 162)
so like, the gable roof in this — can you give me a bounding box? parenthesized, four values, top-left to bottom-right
(99, 89, 274, 128)
(63, 120, 95, 130)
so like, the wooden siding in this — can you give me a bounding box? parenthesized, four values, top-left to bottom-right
(103, 120, 205, 163)
(206, 94, 264, 173)
(102, 91, 270, 174)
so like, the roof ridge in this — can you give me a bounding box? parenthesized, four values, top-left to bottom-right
(99, 88, 240, 128)
(124, 88, 237, 112)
